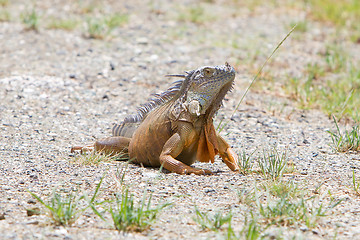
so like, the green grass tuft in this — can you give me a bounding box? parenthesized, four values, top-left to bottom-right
(324, 45, 348, 73)
(109, 188, 171, 232)
(328, 116, 360, 152)
(47, 18, 79, 31)
(226, 215, 262, 240)
(0, 0, 8, 7)
(289, 20, 308, 33)
(353, 170, 360, 196)
(256, 193, 341, 228)
(105, 13, 129, 29)
(0, 9, 10, 22)
(28, 190, 82, 225)
(29, 190, 86, 225)
(257, 147, 288, 181)
(228, 182, 343, 239)
(84, 13, 128, 39)
(262, 180, 302, 199)
(238, 188, 256, 206)
(21, 9, 39, 31)
(237, 150, 255, 175)
(86, 165, 171, 232)
(27, 177, 104, 226)
(177, 5, 215, 24)
(193, 207, 232, 231)
(85, 17, 107, 39)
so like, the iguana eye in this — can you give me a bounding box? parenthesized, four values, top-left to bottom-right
(203, 68, 214, 77)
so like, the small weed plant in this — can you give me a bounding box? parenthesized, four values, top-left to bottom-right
(257, 147, 288, 181)
(228, 182, 343, 238)
(105, 14, 128, 30)
(0, 0, 8, 7)
(27, 178, 102, 226)
(262, 180, 301, 199)
(238, 188, 256, 206)
(226, 216, 262, 240)
(85, 13, 128, 39)
(237, 150, 255, 175)
(325, 45, 347, 73)
(108, 188, 171, 232)
(177, 5, 215, 24)
(328, 116, 360, 152)
(47, 18, 79, 31)
(193, 207, 232, 231)
(21, 9, 39, 31)
(0, 9, 10, 22)
(353, 170, 360, 196)
(88, 164, 171, 232)
(85, 17, 106, 39)
(258, 182, 342, 228)
(240, 218, 262, 240)
(255, 195, 335, 228)
(289, 20, 307, 33)
(28, 190, 84, 225)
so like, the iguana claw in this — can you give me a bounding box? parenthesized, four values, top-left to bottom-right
(70, 145, 94, 154)
(183, 168, 213, 175)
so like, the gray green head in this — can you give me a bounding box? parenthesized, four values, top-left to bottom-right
(183, 62, 236, 116)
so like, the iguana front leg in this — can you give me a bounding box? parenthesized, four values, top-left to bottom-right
(159, 131, 212, 175)
(217, 134, 239, 171)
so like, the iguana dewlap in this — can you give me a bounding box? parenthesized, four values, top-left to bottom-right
(72, 63, 239, 175)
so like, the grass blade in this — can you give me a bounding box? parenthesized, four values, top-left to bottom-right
(218, 24, 297, 132)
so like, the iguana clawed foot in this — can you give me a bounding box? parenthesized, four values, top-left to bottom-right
(70, 145, 94, 154)
(182, 167, 213, 175)
(220, 148, 240, 172)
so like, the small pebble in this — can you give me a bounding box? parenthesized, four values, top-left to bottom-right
(26, 208, 41, 216)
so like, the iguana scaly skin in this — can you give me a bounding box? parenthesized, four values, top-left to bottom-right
(72, 63, 239, 175)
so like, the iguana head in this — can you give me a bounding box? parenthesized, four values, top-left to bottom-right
(184, 62, 235, 116)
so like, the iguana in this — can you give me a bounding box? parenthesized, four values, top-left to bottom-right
(71, 62, 239, 175)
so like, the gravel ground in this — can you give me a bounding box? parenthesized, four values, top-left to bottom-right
(1, 0, 360, 239)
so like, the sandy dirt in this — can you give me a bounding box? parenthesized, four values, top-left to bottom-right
(1, 0, 360, 239)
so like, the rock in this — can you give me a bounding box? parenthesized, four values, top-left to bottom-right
(26, 208, 41, 216)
